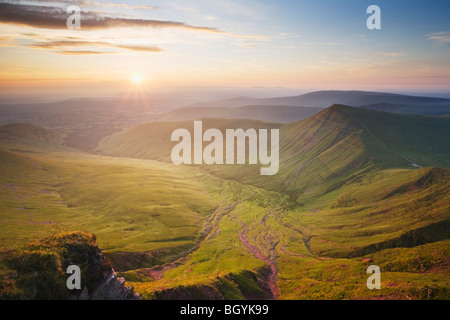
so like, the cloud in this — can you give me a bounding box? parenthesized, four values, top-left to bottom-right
(0, 2, 224, 33)
(427, 31, 450, 44)
(302, 42, 342, 46)
(27, 39, 163, 54)
(234, 41, 255, 49)
(91, 1, 158, 11)
(276, 32, 301, 39)
(213, 0, 265, 20)
(1, 0, 158, 10)
(0, 2, 269, 42)
(377, 51, 405, 57)
(170, 4, 200, 13)
(205, 16, 218, 21)
(0, 36, 16, 47)
(58, 50, 113, 55)
(114, 44, 162, 52)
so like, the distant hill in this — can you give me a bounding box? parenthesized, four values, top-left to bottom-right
(361, 103, 450, 116)
(0, 123, 65, 147)
(97, 118, 282, 162)
(98, 105, 450, 196)
(183, 90, 450, 114)
(156, 105, 323, 123)
(273, 105, 450, 194)
(2, 104, 450, 300)
(0, 99, 164, 152)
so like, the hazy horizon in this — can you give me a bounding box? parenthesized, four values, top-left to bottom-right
(1, 0, 449, 104)
(1, 86, 450, 105)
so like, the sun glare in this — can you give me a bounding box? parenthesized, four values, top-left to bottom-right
(133, 75, 142, 84)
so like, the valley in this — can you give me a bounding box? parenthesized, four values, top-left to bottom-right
(0, 92, 449, 300)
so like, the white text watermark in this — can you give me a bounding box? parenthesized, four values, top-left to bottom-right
(171, 121, 280, 176)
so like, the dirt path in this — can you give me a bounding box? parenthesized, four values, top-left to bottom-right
(235, 216, 280, 299)
(273, 213, 317, 258)
(146, 199, 244, 280)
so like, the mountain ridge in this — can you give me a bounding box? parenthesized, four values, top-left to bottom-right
(183, 90, 450, 110)
(97, 104, 450, 200)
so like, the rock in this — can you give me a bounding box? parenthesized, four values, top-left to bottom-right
(89, 269, 140, 300)
(79, 287, 90, 300)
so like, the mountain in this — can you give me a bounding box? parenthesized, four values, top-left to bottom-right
(274, 105, 450, 193)
(361, 103, 450, 116)
(275, 90, 450, 108)
(183, 90, 450, 114)
(97, 118, 282, 162)
(0, 123, 66, 149)
(0, 99, 164, 152)
(96, 104, 450, 299)
(156, 105, 323, 123)
(98, 105, 450, 195)
(2, 104, 449, 300)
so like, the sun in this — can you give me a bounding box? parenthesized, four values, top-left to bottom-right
(132, 75, 143, 84)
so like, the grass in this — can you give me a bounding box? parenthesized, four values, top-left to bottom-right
(1, 105, 449, 300)
(0, 231, 109, 300)
(277, 240, 450, 300)
(0, 148, 221, 260)
(96, 105, 450, 199)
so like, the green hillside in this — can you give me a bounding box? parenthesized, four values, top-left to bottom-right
(362, 103, 450, 116)
(157, 105, 323, 123)
(0, 232, 109, 299)
(0, 149, 223, 267)
(97, 118, 282, 163)
(272, 105, 450, 196)
(1, 105, 449, 300)
(0, 123, 66, 149)
(98, 105, 450, 197)
(182, 90, 450, 109)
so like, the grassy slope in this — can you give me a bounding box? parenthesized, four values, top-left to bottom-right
(0, 123, 67, 151)
(97, 105, 450, 196)
(239, 105, 450, 194)
(157, 105, 323, 123)
(0, 232, 109, 299)
(278, 240, 450, 300)
(97, 118, 282, 163)
(361, 103, 450, 116)
(96, 105, 449, 299)
(1, 105, 449, 300)
(0, 148, 224, 268)
(128, 165, 449, 300)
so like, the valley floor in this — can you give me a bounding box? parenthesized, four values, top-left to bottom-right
(0, 146, 448, 300)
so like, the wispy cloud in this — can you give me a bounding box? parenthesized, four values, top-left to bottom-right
(0, 2, 222, 33)
(234, 41, 255, 49)
(1, 0, 158, 10)
(170, 3, 200, 13)
(213, 0, 266, 20)
(302, 42, 342, 47)
(377, 51, 405, 57)
(0, 36, 16, 47)
(427, 31, 450, 44)
(27, 39, 163, 54)
(0, 2, 267, 41)
(276, 32, 301, 39)
(205, 16, 218, 21)
(59, 50, 113, 55)
(91, 1, 158, 11)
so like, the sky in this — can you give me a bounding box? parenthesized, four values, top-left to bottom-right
(0, 0, 449, 100)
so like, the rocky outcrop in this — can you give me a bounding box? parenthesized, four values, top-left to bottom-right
(86, 269, 140, 300)
(69, 268, 141, 300)
(0, 231, 140, 300)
